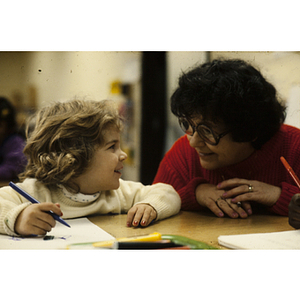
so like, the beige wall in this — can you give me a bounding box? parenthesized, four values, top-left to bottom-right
(2, 50, 299, 111)
(0, 51, 141, 109)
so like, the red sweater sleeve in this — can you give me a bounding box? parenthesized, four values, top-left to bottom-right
(153, 136, 207, 210)
(269, 182, 299, 216)
(269, 126, 300, 216)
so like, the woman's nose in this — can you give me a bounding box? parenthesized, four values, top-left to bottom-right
(187, 132, 206, 148)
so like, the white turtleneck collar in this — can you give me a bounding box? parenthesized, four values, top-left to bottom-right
(57, 184, 100, 203)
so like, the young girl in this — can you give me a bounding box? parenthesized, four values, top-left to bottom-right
(0, 99, 180, 237)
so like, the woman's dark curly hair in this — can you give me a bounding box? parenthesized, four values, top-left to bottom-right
(171, 59, 286, 149)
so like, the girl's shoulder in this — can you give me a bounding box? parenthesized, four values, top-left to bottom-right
(117, 178, 144, 192)
(18, 178, 53, 200)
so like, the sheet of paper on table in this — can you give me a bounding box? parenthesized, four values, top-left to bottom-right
(218, 229, 300, 249)
(0, 217, 115, 249)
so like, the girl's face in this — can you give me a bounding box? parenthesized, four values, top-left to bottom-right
(71, 126, 127, 194)
(187, 118, 255, 170)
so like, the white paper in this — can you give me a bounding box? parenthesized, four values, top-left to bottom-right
(218, 230, 300, 249)
(0, 218, 115, 250)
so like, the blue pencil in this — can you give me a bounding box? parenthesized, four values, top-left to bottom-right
(9, 181, 71, 228)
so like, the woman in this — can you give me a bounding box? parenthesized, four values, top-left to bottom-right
(153, 59, 300, 218)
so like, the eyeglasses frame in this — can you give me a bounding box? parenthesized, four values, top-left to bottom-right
(178, 118, 230, 146)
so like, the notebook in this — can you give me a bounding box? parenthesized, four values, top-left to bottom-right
(218, 230, 300, 249)
(0, 217, 114, 249)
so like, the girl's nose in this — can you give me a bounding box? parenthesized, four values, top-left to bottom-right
(120, 150, 128, 161)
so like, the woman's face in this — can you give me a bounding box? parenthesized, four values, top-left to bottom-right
(186, 118, 255, 170)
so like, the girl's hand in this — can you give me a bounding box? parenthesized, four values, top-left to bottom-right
(217, 178, 281, 207)
(126, 204, 157, 227)
(288, 194, 300, 229)
(15, 203, 63, 236)
(196, 183, 251, 219)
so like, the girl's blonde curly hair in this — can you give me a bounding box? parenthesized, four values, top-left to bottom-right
(19, 99, 122, 187)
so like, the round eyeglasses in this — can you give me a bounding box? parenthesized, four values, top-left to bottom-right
(178, 118, 230, 146)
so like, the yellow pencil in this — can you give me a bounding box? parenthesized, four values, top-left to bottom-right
(92, 232, 162, 248)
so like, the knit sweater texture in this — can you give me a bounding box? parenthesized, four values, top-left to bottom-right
(153, 124, 300, 216)
(0, 178, 180, 236)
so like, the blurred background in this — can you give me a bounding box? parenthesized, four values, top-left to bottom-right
(0, 51, 299, 184)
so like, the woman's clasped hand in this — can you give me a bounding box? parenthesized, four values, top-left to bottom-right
(196, 179, 282, 219)
(195, 182, 250, 219)
(196, 178, 281, 218)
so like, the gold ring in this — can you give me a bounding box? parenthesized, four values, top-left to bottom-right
(215, 197, 223, 204)
(248, 184, 254, 193)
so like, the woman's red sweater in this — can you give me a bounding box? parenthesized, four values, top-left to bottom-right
(153, 124, 300, 216)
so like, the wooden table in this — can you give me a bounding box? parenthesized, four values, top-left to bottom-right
(88, 210, 293, 249)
